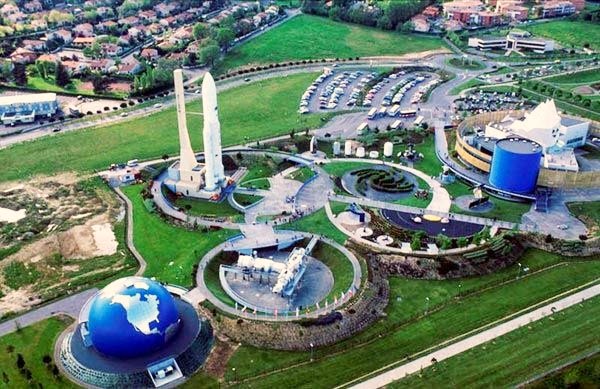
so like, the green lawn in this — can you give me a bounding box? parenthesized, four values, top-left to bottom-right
(449, 78, 486, 96)
(321, 161, 376, 177)
(232, 193, 263, 207)
(523, 21, 600, 51)
(312, 241, 355, 304)
(279, 207, 347, 245)
(446, 57, 485, 70)
(566, 201, 600, 236)
(0, 72, 331, 183)
(26, 76, 124, 98)
(285, 166, 316, 183)
(121, 185, 237, 287)
(173, 196, 242, 219)
(219, 14, 444, 72)
(223, 249, 600, 387)
(0, 316, 77, 389)
(391, 296, 600, 388)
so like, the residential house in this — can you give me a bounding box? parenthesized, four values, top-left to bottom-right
(23, 0, 43, 13)
(6, 11, 27, 23)
(502, 5, 529, 20)
(118, 58, 142, 75)
(185, 40, 201, 55)
(118, 34, 132, 46)
(101, 43, 121, 56)
(444, 19, 464, 31)
(478, 10, 501, 26)
(159, 16, 177, 27)
(139, 10, 157, 23)
(73, 37, 96, 47)
(22, 39, 46, 51)
(443, 0, 484, 15)
(30, 17, 48, 30)
(90, 58, 115, 73)
(97, 20, 117, 32)
(541, 0, 575, 17)
(61, 60, 89, 75)
(154, 2, 177, 17)
(422, 6, 441, 18)
(37, 53, 58, 63)
(119, 16, 140, 27)
(411, 15, 430, 32)
(568, 0, 585, 11)
(169, 26, 193, 45)
(147, 23, 163, 35)
(140, 47, 159, 61)
(73, 23, 95, 37)
(10, 48, 38, 64)
(0, 3, 19, 16)
(47, 29, 73, 44)
(96, 7, 113, 17)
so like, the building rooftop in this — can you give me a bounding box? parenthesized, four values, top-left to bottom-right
(497, 137, 542, 154)
(0, 92, 56, 106)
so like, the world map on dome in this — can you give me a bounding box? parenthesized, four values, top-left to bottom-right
(87, 277, 180, 359)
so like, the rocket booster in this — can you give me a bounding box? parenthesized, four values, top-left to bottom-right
(173, 69, 197, 173)
(201, 72, 225, 191)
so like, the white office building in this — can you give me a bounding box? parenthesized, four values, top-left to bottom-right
(0, 93, 59, 125)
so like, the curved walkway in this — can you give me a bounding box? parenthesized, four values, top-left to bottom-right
(194, 231, 362, 322)
(348, 282, 600, 389)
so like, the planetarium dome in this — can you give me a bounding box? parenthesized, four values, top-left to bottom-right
(87, 277, 181, 359)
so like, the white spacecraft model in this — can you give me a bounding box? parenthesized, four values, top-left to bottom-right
(165, 69, 228, 199)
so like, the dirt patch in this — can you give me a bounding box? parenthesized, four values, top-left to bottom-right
(203, 339, 239, 379)
(573, 85, 596, 96)
(0, 289, 41, 316)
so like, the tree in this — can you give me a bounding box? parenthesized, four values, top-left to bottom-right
(199, 43, 221, 67)
(91, 74, 107, 93)
(12, 63, 27, 86)
(215, 27, 235, 52)
(55, 62, 70, 87)
(193, 23, 208, 40)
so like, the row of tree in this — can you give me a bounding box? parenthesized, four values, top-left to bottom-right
(302, 0, 432, 31)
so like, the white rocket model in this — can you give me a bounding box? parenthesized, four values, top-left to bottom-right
(201, 72, 225, 191)
(173, 69, 199, 182)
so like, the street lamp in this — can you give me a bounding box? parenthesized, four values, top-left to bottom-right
(310, 342, 314, 362)
(232, 367, 237, 382)
(517, 262, 522, 279)
(458, 283, 462, 298)
(425, 297, 430, 314)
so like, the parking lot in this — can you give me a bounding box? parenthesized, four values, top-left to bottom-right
(455, 90, 536, 115)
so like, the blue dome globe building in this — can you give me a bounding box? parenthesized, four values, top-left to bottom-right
(58, 277, 213, 388)
(88, 278, 181, 359)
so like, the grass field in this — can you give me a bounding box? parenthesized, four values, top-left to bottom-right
(321, 161, 376, 177)
(232, 193, 263, 207)
(523, 21, 600, 51)
(224, 249, 600, 387)
(527, 352, 600, 389)
(218, 14, 444, 72)
(0, 72, 330, 183)
(391, 296, 600, 388)
(545, 68, 600, 85)
(121, 185, 237, 287)
(0, 316, 76, 389)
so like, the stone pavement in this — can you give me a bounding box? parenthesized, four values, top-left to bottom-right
(244, 175, 302, 224)
(0, 288, 98, 337)
(348, 282, 600, 389)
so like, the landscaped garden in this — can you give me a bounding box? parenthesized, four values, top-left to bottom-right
(446, 57, 485, 70)
(223, 249, 600, 387)
(567, 201, 600, 236)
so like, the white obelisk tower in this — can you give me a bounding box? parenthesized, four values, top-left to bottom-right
(201, 72, 225, 192)
(174, 70, 199, 180)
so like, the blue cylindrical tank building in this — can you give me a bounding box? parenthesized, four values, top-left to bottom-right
(489, 138, 542, 194)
